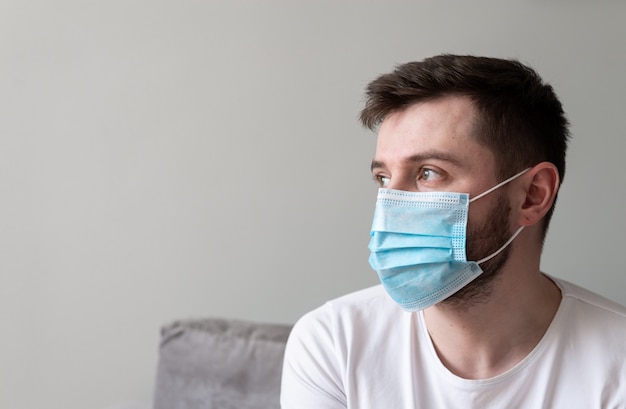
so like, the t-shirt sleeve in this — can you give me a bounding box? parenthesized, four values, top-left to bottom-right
(280, 304, 347, 409)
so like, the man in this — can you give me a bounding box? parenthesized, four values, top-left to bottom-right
(280, 55, 626, 408)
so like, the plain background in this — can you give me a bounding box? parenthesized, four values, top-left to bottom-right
(1, 1, 625, 408)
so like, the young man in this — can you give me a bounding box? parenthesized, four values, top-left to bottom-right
(280, 55, 626, 408)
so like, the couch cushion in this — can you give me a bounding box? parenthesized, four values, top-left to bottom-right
(153, 318, 292, 409)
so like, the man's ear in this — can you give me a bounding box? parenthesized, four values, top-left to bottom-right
(516, 162, 560, 227)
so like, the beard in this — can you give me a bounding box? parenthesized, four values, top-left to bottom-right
(439, 192, 512, 310)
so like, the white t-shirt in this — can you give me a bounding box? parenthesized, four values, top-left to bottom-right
(281, 277, 626, 408)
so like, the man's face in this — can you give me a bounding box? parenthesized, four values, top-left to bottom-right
(371, 96, 513, 307)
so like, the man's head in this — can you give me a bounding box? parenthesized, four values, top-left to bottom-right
(361, 54, 570, 238)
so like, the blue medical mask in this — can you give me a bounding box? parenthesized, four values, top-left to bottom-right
(368, 169, 528, 311)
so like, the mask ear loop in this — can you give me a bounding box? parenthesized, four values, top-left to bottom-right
(477, 226, 525, 265)
(469, 168, 530, 265)
(469, 168, 530, 203)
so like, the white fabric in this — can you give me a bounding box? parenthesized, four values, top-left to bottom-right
(281, 277, 626, 408)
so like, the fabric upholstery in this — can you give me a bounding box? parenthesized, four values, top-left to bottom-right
(153, 317, 292, 409)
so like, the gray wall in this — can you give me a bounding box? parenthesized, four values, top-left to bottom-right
(1, 1, 624, 408)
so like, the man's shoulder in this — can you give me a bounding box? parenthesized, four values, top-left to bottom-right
(318, 284, 401, 321)
(328, 284, 390, 307)
(289, 285, 403, 341)
(297, 284, 395, 319)
(553, 276, 626, 320)
(551, 276, 626, 347)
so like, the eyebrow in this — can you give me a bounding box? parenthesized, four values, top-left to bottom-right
(370, 151, 463, 172)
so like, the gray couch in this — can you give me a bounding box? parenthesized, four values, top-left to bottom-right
(153, 317, 293, 409)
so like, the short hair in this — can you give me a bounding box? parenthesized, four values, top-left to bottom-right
(360, 54, 570, 238)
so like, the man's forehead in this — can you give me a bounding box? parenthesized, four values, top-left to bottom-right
(371, 99, 497, 176)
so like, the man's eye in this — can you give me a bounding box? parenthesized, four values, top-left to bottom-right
(419, 168, 440, 181)
(374, 175, 390, 187)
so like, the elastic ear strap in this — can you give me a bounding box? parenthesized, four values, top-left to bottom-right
(469, 168, 530, 203)
(477, 226, 525, 265)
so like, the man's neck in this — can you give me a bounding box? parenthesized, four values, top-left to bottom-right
(422, 270, 561, 380)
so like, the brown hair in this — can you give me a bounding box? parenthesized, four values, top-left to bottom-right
(360, 54, 570, 236)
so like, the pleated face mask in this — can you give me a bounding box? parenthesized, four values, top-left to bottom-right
(368, 169, 528, 311)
